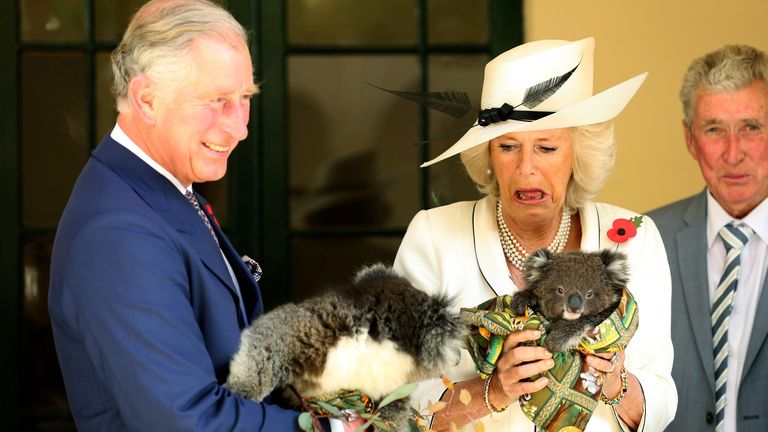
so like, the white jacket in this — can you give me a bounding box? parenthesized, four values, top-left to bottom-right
(394, 196, 677, 432)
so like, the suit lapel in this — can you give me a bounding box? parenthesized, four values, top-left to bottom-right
(92, 137, 245, 320)
(197, 194, 263, 320)
(677, 191, 716, 391)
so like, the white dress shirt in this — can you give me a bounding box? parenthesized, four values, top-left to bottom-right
(706, 192, 768, 432)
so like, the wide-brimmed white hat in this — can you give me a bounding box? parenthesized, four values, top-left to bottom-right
(422, 37, 647, 167)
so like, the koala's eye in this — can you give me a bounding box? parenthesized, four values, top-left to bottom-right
(557, 286, 564, 295)
(586, 290, 593, 298)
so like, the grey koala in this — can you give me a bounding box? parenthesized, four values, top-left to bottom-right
(509, 249, 630, 353)
(225, 264, 464, 428)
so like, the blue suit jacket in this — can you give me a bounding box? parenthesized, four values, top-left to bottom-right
(649, 190, 768, 432)
(49, 136, 301, 431)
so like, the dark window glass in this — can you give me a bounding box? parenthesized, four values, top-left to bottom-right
(95, 51, 116, 144)
(21, 236, 69, 416)
(291, 237, 400, 299)
(21, 52, 88, 229)
(287, 0, 417, 45)
(20, 0, 85, 43)
(288, 55, 421, 230)
(428, 0, 489, 44)
(93, 0, 146, 43)
(427, 53, 487, 206)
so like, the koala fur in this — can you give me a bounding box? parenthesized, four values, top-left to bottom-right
(225, 264, 464, 427)
(509, 249, 630, 353)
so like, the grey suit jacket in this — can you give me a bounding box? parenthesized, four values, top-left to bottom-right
(649, 190, 768, 432)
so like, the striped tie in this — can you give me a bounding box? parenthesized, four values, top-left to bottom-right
(711, 223, 754, 432)
(185, 190, 219, 245)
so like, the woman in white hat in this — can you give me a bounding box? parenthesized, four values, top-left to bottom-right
(394, 37, 676, 431)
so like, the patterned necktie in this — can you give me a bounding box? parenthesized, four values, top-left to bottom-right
(711, 223, 754, 432)
(185, 190, 219, 245)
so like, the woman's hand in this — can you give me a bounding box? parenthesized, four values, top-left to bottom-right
(585, 350, 624, 399)
(586, 350, 644, 431)
(487, 329, 554, 410)
(430, 329, 553, 431)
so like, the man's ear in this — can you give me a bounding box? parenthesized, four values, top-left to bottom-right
(683, 119, 698, 161)
(128, 75, 159, 124)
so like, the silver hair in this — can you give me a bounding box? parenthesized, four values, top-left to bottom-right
(111, 0, 250, 112)
(459, 122, 615, 210)
(680, 44, 768, 127)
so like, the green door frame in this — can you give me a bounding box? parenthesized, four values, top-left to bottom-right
(0, 0, 20, 427)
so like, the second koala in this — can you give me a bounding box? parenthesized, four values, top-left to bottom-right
(225, 264, 464, 428)
(510, 249, 630, 353)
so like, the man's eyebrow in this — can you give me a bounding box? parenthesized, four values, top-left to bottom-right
(700, 118, 724, 126)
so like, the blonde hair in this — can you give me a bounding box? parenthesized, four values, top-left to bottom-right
(680, 44, 768, 127)
(459, 122, 615, 210)
(112, 0, 250, 112)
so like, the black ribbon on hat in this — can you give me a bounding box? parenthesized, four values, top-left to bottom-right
(477, 104, 554, 126)
(476, 61, 581, 127)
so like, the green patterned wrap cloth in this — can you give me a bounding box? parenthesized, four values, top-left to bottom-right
(460, 288, 639, 432)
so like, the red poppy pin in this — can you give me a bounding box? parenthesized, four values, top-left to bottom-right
(204, 203, 220, 228)
(607, 215, 644, 247)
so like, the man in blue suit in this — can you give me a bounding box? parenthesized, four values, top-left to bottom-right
(649, 45, 768, 432)
(48, 1, 356, 430)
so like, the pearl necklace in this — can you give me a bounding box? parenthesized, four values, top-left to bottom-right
(496, 200, 571, 271)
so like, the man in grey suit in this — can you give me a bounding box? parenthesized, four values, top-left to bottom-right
(649, 44, 768, 432)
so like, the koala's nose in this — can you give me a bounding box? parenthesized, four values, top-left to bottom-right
(567, 294, 583, 312)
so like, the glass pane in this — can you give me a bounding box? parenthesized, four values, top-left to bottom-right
(20, 0, 86, 43)
(291, 236, 401, 300)
(22, 236, 70, 414)
(94, 0, 147, 43)
(22, 52, 88, 229)
(287, 0, 417, 45)
(428, 0, 488, 44)
(288, 55, 421, 230)
(95, 52, 116, 144)
(428, 54, 487, 206)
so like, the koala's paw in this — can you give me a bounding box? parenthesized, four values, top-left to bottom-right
(375, 398, 411, 430)
(225, 348, 277, 402)
(543, 335, 568, 353)
(544, 323, 583, 353)
(509, 292, 531, 317)
(224, 375, 270, 402)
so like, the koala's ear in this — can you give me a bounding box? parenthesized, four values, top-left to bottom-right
(524, 248, 554, 286)
(600, 249, 630, 290)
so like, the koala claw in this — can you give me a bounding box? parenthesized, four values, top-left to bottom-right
(509, 293, 531, 316)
